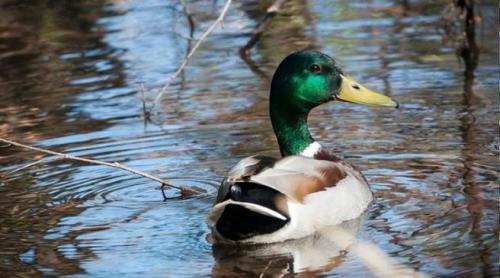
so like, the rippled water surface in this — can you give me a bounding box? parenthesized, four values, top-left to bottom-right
(0, 0, 498, 277)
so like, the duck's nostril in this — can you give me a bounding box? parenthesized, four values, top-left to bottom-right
(352, 84, 360, 90)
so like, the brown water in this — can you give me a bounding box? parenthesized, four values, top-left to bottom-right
(0, 0, 498, 277)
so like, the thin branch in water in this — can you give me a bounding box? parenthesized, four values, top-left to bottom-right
(161, 184, 198, 201)
(258, 259, 275, 278)
(179, 0, 195, 39)
(150, 0, 232, 109)
(0, 137, 202, 196)
(0, 156, 59, 179)
(178, 0, 196, 88)
(139, 83, 151, 124)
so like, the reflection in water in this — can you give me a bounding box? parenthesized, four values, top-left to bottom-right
(0, 0, 498, 277)
(0, 0, 123, 275)
(456, 2, 492, 277)
(239, 0, 316, 78)
(212, 218, 363, 276)
(238, 0, 316, 80)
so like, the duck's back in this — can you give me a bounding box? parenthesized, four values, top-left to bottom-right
(208, 154, 373, 244)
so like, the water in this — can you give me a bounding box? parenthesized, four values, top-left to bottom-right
(0, 0, 497, 277)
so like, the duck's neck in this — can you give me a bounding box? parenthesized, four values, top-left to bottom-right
(270, 105, 318, 157)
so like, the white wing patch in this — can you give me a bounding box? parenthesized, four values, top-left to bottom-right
(207, 199, 288, 231)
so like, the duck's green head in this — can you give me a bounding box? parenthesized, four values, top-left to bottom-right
(270, 50, 398, 156)
(270, 50, 398, 111)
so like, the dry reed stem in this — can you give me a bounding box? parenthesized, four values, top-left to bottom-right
(0, 137, 202, 196)
(150, 0, 232, 108)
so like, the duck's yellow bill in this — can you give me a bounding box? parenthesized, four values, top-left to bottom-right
(337, 75, 399, 108)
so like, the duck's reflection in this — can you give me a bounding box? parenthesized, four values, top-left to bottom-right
(211, 216, 364, 276)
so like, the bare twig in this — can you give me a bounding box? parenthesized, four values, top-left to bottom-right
(0, 137, 202, 196)
(179, 0, 195, 40)
(258, 259, 275, 278)
(0, 156, 59, 178)
(139, 83, 150, 123)
(239, 0, 287, 56)
(178, 0, 196, 88)
(150, 0, 232, 108)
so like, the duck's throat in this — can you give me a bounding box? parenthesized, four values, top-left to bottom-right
(271, 109, 316, 157)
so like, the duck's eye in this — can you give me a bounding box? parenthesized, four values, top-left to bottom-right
(308, 64, 322, 73)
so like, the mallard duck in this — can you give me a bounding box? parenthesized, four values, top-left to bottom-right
(207, 50, 398, 244)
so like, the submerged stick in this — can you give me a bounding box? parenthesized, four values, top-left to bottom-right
(0, 137, 202, 196)
(150, 0, 232, 108)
